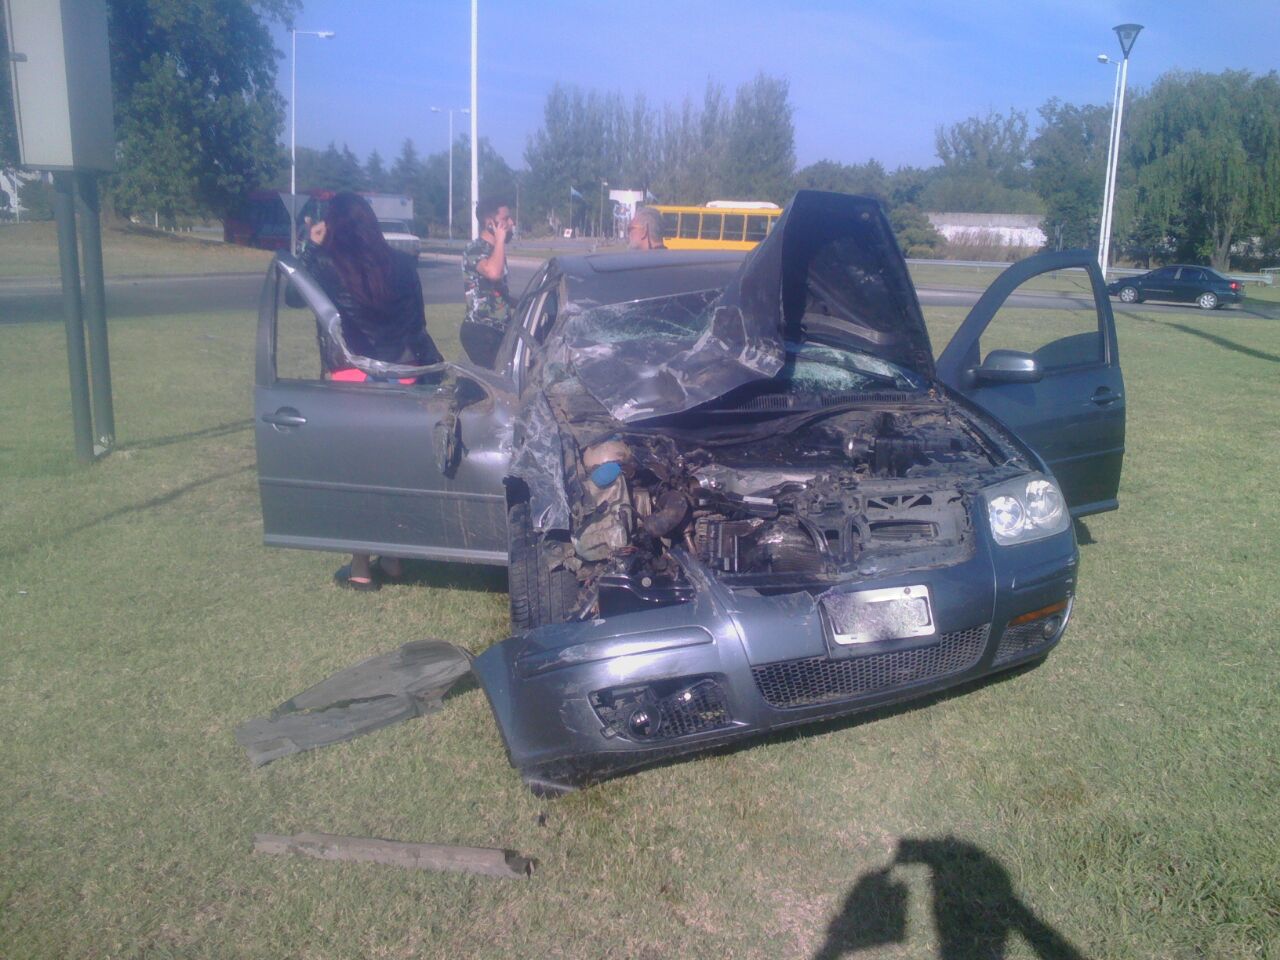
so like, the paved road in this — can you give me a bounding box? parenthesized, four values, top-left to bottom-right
(0, 258, 541, 325)
(1, 258, 1267, 324)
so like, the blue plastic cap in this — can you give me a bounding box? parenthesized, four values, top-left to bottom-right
(590, 462, 623, 487)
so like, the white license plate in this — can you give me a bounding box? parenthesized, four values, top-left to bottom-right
(822, 585, 935, 645)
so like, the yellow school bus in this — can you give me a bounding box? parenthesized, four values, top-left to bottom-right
(653, 202, 782, 250)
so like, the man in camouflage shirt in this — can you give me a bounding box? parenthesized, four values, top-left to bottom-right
(460, 196, 516, 367)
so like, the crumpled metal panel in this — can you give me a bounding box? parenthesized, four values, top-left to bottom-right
(509, 389, 574, 532)
(235, 640, 472, 766)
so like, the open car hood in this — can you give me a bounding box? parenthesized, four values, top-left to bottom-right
(569, 190, 935, 423)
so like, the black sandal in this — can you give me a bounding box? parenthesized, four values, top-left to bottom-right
(333, 563, 380, 592)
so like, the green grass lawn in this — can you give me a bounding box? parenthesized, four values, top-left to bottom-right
(2, 299, 1278, 958)
(0, 221, 273, 279)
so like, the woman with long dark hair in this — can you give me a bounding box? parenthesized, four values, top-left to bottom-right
(297, 191, 443, 590)
(301, 191, 443, 371)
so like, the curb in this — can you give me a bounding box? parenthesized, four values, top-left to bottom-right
(0, 269, 267, 288)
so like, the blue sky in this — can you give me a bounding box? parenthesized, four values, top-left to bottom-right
(275, 0, 1280, 176)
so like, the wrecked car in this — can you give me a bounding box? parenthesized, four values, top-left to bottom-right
(255, 190, 1125, 794)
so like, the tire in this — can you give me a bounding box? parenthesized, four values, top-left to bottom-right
(1197, 291, 1219, 310)
(507, 499, 578, 632)
(1118, 286, 1140, 304)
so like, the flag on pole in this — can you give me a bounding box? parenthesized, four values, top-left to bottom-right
(569, 186, 585, 199)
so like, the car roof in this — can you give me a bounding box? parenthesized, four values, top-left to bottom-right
(553, 249, 747, 308)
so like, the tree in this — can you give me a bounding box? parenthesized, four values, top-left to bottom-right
(1125, 70, 1280, 269)
(653, 82, 730, 204)
(723, 74, 795, 202)
(106, 0, 298, 219)
(523, 84, 618, 233)
(307, 142, 365, 192)
(1030, 98, 1113, 250)
(18, 177, 54, 221)
(793, 159, 888, 199)
(926, 109, 1042, 213)
(890, 204, 944, 258)
(364, 150, 387, 193)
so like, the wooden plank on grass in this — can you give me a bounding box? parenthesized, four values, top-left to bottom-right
(254, 832, 536, 879)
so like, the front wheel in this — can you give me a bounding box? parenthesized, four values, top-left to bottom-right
(507, 500, 578, 632)
(1197, 291, 1219, 310)
(1118, 286, 1140, 303)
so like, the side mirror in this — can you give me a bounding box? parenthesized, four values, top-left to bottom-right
(972, 349, 1042, 385)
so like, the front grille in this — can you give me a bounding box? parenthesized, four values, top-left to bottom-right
(993, 617, 1057, 666)
(655, 679, 731, 739)
(752, 624, 990, 709)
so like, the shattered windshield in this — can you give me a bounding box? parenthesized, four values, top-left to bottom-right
(565, 290, 720, 354)
(782, 342, 925, 394)
(562, 289, 785, 422)
(564, 292, 922, 405)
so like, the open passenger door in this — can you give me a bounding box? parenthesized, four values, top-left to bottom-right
(253, 257, 511, 564)
(935, 250, 1125, 517)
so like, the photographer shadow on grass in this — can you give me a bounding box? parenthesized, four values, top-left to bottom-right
(813, 836, 1086, 960)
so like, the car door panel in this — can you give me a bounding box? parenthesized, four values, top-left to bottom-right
(1144, 267, 1176, 301)
(254, 258, 511, 564)
(255, 379, 456, 555)
(935, 250, 1125, 516)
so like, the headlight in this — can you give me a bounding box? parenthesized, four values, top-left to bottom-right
(983, 474, 1069, 545)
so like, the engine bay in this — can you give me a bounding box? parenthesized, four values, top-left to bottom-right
(558, 402, 1016, 618)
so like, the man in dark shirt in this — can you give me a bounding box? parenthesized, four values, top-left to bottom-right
(461, 196, 516, 367)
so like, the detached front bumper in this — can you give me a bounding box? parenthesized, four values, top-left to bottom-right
(473, 532, 1077, 792)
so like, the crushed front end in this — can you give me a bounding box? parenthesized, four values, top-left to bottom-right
(474, 396, 1078, 793)
(473, 192, 1080, 793)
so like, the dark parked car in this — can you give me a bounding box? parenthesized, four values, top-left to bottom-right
(1107, 264, 1243, 309)
(255, 191, 1125, 794)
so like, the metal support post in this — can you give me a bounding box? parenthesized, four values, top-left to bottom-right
(52, 172, 94, 464)
(75, 172, 115, 453)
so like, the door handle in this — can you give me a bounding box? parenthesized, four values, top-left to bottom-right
(1090, 388, 1120, 406)
(262, 408, 307, 427)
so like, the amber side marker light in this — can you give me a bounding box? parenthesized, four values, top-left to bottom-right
(1009, 599, 1069, 627)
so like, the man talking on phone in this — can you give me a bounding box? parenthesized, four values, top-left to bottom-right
(460, 196, 516, 368)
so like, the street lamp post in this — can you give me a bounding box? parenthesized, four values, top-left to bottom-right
(431, 106, 470, 239)
(1097, 54, 1122, 269)
(290, 28, 335, 255)
(1097, 23, 1142, 276)
(598, 180, 608, 239)
(470, 0, 479, 240)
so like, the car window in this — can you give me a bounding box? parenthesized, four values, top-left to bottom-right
(515, 284, 561, 387)
(745, 215, 769, 242)
(660, 211, 679, 237)
(1184, 268, 1206, 282)
(977, 267, 1103, 373)
(699, 213, 723, 240)
(1149, 267, 1177, 280)
(678, 214, 700, 240)
(277, 281, 327, 380)
(722, 214, 745, 241)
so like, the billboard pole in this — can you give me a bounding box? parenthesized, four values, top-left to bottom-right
(5, 0, 116, 463)
(75, 171, 115, 452)
(51, 172, 94, 463)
